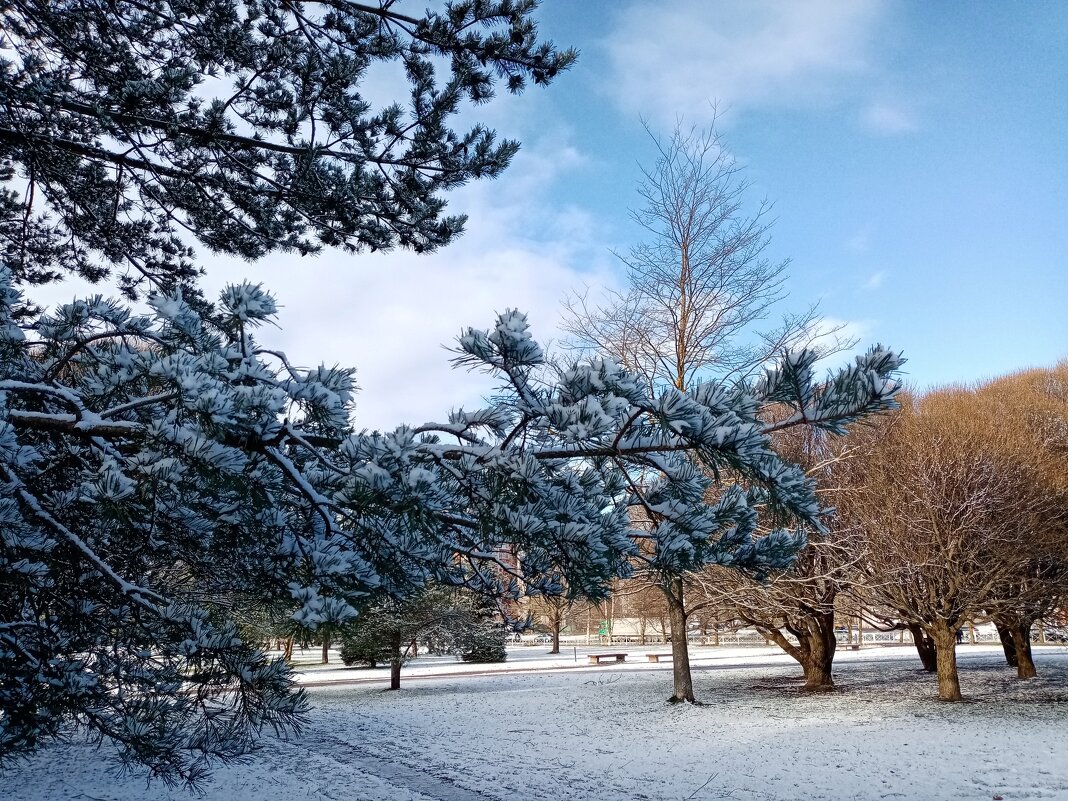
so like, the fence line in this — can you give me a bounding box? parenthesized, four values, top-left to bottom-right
(514, 626, 1061, 647)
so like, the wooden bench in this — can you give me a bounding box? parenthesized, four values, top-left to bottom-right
(645, 652, 672, 663)
(587, 652, 627, 665)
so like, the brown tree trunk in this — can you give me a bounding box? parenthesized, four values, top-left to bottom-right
(550, 616, 561, 655)
(321, 635, 331, 664)
(908, 623, 937, 672)
(996, 622, 1018, 667)
(800, 613, 837, 691)
(760, 615, 835, 691)
(389, 631, 403, 690)
(930, 622, 963, 701)
(1009, 622, 1037, 679)
(663, 578, 695, 703)
(282, 636, 294, 662)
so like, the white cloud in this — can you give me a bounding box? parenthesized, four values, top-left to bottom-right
(601, 0, 889, 126)
(23, 128, 618, 432)
(21, 78, 621, 434)
(865, 270, 886, 290)
(192, 142, 619, 431)
(860, 101, 918, 135)
(846, 229, 871, 254)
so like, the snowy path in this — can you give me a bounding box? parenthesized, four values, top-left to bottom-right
(6, 646, 1068, 801)
(281, 729, 502, 801)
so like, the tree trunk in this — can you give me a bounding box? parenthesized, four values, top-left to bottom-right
(282, 636, 294, 663)
(389, 631, 403, 690)
(760, 614, 835, 691)
(908, 623, 937, 672)
(321, 635, 331, 664)
(1009, 621, 1037, 679)
(800, 613, 837, 691)
(930, 622, 963, 701)
(996, 622, 1019, 667)
(994, 612, 1041, 679)
(663, 578, 695, 703)
(550, 617, 561, 655)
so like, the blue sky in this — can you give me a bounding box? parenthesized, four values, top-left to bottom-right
(188, 1, 1067, 429)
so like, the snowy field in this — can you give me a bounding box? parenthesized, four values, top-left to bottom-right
(6, 645, 1068, 801)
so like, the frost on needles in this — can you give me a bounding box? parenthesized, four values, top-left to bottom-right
(0, 282, 903, 785)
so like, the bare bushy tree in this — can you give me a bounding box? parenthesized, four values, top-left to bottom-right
(615, 578, 671, 645)
(563, 116, 850, 391)
(842, 392, 1068, 701)
(527, 592, 575, 654)
(971, 365, 1068, 677)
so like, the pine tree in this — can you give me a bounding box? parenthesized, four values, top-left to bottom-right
(0, 284, 903, 782)
(339, 587, 507, 689)
(0, 0, 577, 297)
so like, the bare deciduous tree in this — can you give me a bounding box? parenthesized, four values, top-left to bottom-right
(843, 392, 1068, 701)
(694, 422, 864, 691)
(563, 116, 848, 392)
(972, 366, 1068, 677)
(561, 116, 855, 703)
(527, 592, 575, 654)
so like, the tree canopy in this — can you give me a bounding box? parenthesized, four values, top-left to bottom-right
(0, 0, 577, 296)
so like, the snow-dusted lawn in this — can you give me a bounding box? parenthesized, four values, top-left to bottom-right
(8, 645, 1068, 801)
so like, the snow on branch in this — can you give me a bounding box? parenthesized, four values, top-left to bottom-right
(0, 275, 902, 784)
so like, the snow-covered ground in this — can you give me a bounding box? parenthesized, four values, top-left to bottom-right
(7, 645, 1068, 801)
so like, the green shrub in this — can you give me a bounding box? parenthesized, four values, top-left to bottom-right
(339, 629, 392, 667)
(458, 624, 507, 663)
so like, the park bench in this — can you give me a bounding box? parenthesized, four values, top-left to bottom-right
(587, 652, 627, 665)
(645, 652, 672, 663)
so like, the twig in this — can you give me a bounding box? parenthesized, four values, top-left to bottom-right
(685, 772, 719, 800)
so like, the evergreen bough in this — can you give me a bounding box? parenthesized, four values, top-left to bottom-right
(0, 280, 903, 784)
(0, 0, 577, 297)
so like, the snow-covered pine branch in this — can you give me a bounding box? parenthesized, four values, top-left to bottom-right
(0, 279, 902, 784)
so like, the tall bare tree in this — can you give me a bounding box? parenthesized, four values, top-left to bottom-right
(562, 117, 852, 703)
(563, 117, 845, 391)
